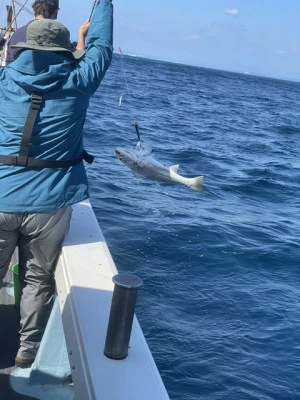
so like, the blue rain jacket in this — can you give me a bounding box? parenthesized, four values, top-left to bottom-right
(0, 0, 113, 212)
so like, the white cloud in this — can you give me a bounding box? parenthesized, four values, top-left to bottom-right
(186, 31, 218, 41)
(225, 9, 239, 16)
(187, 34, 201, 40)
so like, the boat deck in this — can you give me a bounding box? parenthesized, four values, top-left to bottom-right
(0, 263, 36, 399)
(0, 203, 170, 399)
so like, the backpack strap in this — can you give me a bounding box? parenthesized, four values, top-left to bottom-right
(0, 93, 94, 168)
(17, 93, 43, 167)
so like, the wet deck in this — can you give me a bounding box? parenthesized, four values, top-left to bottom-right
(0, 264, 36, 399)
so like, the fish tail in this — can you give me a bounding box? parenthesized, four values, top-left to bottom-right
(188, 176, 204, 192)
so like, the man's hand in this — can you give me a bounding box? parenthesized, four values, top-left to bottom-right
(4, 24, 11, 40)
(76, 21, 90, 50)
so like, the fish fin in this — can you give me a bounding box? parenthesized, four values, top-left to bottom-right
(188, 176, 204, 192)
(141, 143, 152, 155)
(169, 164, 180, 173)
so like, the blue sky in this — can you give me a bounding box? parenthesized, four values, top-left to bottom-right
(6, 0, 300, 81)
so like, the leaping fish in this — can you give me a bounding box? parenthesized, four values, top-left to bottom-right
(114, 143, 204, 192)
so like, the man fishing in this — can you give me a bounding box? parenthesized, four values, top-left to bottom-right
(6, 0, 89, 63)
(0, 0, 113, 368)
(6, 0, 60, 63)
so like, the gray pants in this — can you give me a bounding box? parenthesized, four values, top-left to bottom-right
(0, 207, 72, 359)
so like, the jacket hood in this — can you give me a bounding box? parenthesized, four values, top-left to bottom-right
(6, 50, 75, 93)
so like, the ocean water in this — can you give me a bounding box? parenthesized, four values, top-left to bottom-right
(84, 55, 300, 400)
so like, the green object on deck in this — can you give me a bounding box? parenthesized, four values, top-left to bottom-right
(12, 263, 21, 306)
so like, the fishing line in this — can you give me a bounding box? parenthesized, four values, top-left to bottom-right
(118, 47, 141, 143)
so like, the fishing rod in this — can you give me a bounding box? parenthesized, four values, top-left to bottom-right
(13, 0, 32, 15)
(88, 0, 97, 21)
(118, 47, 142, 143)
(2, 0, 32, 35)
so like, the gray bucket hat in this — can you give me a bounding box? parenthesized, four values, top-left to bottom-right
(12, 19, 84, 60)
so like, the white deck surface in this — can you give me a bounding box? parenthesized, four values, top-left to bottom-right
(55, 201, 169, 400)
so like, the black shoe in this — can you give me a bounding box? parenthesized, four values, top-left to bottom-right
(15, 355, 35, 368)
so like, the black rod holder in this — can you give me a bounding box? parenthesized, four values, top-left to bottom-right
(104, 273, 143, 360)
